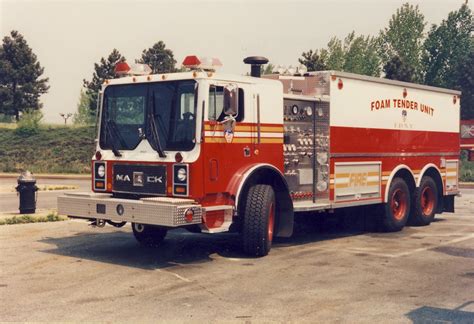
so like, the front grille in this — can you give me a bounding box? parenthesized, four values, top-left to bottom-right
(113, 164, 167, 195)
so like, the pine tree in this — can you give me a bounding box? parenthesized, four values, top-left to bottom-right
(137, 41, 176, 74)
(83, 49, 125, 117)
(0, 30, 49, 121)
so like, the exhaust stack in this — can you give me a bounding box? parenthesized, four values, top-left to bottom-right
(243, 56, 269, 78)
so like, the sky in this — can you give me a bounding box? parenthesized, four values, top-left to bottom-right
(0, 0, 471, 123)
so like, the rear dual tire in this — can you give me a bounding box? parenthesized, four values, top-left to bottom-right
(410, 176, 438, 226)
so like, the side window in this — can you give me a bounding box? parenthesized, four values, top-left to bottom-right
(208, 85, 244, 122)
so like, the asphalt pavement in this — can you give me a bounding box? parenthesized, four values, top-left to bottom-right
(0, 188, 473, 322)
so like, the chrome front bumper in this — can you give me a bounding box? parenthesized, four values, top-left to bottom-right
(57, 192, 202, 227)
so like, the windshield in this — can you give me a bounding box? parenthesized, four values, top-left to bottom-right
(100, 80, 197, 152)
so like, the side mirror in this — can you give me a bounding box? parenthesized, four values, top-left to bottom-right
(223, 84, 238, 116)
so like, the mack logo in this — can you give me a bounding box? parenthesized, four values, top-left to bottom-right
(147, 176, 163, 183)
(115, 174, 162, 184)
(116, 174, 131, 182)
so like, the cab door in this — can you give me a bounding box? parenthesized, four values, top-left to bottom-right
(202, 81, 252, 195)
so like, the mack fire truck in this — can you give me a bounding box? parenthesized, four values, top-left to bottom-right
(58, 56, 461, 257)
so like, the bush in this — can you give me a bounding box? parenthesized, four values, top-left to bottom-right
(14, 110, 43, 136)
(0, 114, 14, 123)
(0, 125, 95, 174)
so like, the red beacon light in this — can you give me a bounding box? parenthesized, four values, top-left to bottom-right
(114, 62, 131, 76)
(114, 62, 152, 77)
(182, 55, 222, 72)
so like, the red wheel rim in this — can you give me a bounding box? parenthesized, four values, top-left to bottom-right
(420, 186, 435, 216)
(268, 202, 275, 243)
(390, 189, 407, 221)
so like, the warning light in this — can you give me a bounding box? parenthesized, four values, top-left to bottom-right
(182, 55, 222, 71)
(114, 62, 152, 77)
(403, 88, 408, 98)
(184, 208, 194, 223)
(337, 79, 343, 90)
(114, 62, 131, 76)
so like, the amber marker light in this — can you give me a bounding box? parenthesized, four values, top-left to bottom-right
(161, 75, 167, 80)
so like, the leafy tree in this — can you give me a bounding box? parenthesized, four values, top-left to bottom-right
(422, 4, 473, 89)
(261, 63, 275, 75)
(83, 49, 125, 117)
(384, 56, 415, 82)
(298, 49, 327, 71)
(301, 32, 381, 76)
(137, 41, 177, 74)
(0, 30, 49, 121)
(73, 89, 94, 125)
(323, 37, 344, 70)
(342, 32, 381, 76)
(379, 3, 425, 82)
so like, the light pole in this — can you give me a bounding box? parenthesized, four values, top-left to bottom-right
(59, 113, 73, 125)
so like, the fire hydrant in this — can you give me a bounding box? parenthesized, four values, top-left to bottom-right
(16, 171, 38, 214)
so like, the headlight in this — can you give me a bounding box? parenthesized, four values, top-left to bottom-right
(177, 168, 187, 182)
(97, 165, 105, 178)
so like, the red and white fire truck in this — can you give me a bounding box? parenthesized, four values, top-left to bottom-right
(58, 56, 461, 257)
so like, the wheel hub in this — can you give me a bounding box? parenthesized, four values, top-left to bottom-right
(391, 189, 407, 221)
(420, 186, 435, 216)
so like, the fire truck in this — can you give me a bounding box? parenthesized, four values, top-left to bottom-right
(58, 56, 461, 257)
(460, 120, 474, 161)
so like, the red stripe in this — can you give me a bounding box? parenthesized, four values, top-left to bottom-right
(330, 126, 459, 153)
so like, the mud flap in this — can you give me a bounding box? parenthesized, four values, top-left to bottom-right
(275, 190, 294, 238)
(442, 195, 455, 213)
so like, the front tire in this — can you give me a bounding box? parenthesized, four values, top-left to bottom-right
(132, 223, 167, 247)
(380, 177, 410, 232)
(242, 184, 276, 257)
(410, 176, 438, 226)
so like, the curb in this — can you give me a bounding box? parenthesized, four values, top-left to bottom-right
(0, 173, 90, 180)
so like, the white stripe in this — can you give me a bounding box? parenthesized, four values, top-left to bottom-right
(204, 131, 283, 138)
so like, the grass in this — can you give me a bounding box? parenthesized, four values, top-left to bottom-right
(0, 125, 95, 174)
(460, 159, 474, 182)
(0, 212, 67, 225)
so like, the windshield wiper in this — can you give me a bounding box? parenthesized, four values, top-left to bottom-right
(104, 120, 123, 157)
(148, 91, 167, 158)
